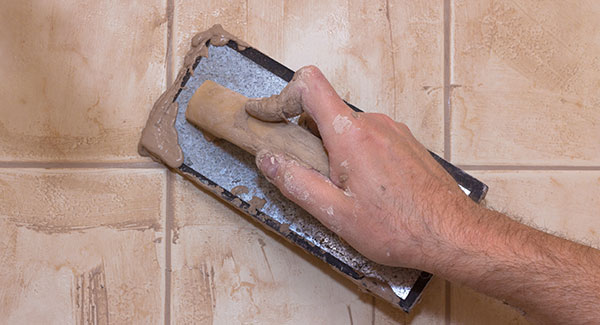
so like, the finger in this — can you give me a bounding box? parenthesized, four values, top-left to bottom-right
(245, 66, 357, 149)
(256, 149, 352, 235)
(298, 112, 320, 138)
(245, 76, 304, 122)
(289, 66, 357, 144)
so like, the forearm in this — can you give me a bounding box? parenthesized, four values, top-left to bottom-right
(426, 195, 600, 324)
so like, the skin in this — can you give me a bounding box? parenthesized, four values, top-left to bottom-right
(246, 66, 600, 324)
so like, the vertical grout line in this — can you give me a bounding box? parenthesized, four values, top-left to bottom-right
(164, 2, 174, 324)
(245, 0, 249, 41)
(164, 171, 173, 325)
(445, 280, 451, 325)
(443, 1, 452, 324)
(384, 0, 398, 120)
(281, 0, 286, 60)
(371, 296, 376, 325)
(166, 0, 175, 86)
(443, 0, 452, 162)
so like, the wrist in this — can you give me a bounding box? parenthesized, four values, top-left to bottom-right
(417, 188, 498, 276)
(421, 191, 529, 285)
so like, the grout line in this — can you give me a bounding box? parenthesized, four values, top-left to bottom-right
(384, 0, 398, 120)
(458, 165, 600, 171)
(443, 0, 452, 162)
(443, 1, 452, 324)
(166, 0, 174, 86)
(371, 296, 375, 325)
(245, 0, 249, 41)
(164, 2, 174, 324)
(0, 161, 164, 169)
(445, 281, 451, 325)
(164, 171, 174, 325)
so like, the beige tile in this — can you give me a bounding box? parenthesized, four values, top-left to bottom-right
(0, 169, 166, 323)
(172, 0, 444, 152)
(450, 170, 600, 323)
(0, 169, 166, 231)
(450, 284, 529, 325)
(279, 1, 397, 117)
(172, 174, 379, 324)
(406, 277, 446, 324)
(171, 0, 247, 75)
(282, 0, 444, 152)
(0, 225, 165, 324)
(0, 1, 167, 162)
(246, 0, 285, 61)
(472, 170, 600, 247)
(386, 1, 445, 153)
(451, 1, 600, 165)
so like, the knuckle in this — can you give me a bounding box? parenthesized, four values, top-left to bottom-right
(395, 121, 407, 128)
(361, 117, 395, 144)
(295, 65, 322, 82)
(395, 121, 411, 133)
(301, 65, 320, 74)
(376, 113, 399, 128)
(373, 112, 390, 121)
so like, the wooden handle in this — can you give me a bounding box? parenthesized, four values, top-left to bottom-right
(186, 80, 330, 176)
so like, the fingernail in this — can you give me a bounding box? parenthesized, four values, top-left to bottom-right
(256, 150, 278, 180)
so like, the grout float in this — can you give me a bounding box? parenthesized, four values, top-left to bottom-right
(137, 24, 424, 312)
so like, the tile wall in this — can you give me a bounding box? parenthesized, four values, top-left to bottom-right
(1, 0, 598, 324)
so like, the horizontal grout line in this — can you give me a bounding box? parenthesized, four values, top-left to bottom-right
(0, 161, 165, 169)
(3, 162, 596, 171)
(459, 165, 600, 171)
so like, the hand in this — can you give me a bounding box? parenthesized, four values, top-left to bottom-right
(246, 66, 475, 270)
(246, 66, 600, 323)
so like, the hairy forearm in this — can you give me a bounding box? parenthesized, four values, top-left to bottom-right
(425, 195, 600, 324)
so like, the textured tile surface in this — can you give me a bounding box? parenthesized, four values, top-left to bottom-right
(451, 170, 600, 324)
(385, 1, 445, 153)
(172, 174, 377, 324)
(172, 174, 446, 323)
(172, 0, 444, 152)
(450, 284, 529, 325)
(451, 1, 600, 165)
(2, 0, 597, 323)
(171, 0, 247, 76)
(472, 170, 600, 248)
(0, 169, 166, 230)
(0, 1, 167, 162)
(0, 169, 166, 323)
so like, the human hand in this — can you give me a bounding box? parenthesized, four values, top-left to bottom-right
(245, 66, 475, 270)
(248, 66, 600, 323)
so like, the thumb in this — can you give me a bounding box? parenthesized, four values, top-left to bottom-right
(256, 149, 351, 235)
